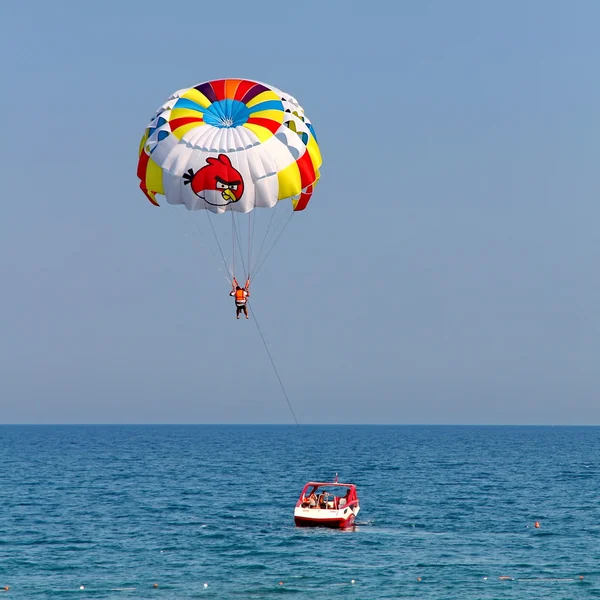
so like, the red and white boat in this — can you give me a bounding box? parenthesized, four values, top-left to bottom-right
(294, 479, 360, 528)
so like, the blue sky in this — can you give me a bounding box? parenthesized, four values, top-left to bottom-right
(0, 0, 599, 424)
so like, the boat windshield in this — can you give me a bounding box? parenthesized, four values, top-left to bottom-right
(299, 484, 356, 509)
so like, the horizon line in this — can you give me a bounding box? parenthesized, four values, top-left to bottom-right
(0, 423, 599, 427)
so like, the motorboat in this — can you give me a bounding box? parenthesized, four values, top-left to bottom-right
(294, 479, 360, 528)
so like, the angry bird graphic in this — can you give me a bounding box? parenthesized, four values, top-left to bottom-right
(182, 154, 245, 207)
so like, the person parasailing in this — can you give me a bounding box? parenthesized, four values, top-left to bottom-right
(136, 78, 322, 322)
(230, 277, 250, 319)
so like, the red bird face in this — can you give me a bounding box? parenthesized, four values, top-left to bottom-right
(183, 154, 245, 207)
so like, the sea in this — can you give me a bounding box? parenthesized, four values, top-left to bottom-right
(0, 425, 598, 599)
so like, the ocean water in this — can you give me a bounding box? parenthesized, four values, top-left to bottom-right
(0, 425, 599, 599)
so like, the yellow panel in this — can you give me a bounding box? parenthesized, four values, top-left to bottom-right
(181, 88, 212, 108)
(248, 109, 284, 124)
(245, 90, 280, 108)
(138, 130, 149, 157)
(145, 157, 164, 195)
(277, 162, 301, 200)
(171, 122, 205, 140)
(169, 108, 205, 121)
(306, 136, 322, 171)
(243, 123, 273, 143)
(147, 190, 159, 205)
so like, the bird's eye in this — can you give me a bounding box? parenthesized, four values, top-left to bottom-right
(216, 181, 227, 189)
(229, 184, 238, 191)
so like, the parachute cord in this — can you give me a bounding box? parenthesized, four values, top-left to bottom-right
(248, 303, 300, 427)
(231, 211, 235, 278)
(248, 210, 253, 280)
(252, 208, 295, 282)
(253, 201, 279, 276)
(231, 212, 248, 280)
(205, 210, 233, 281)
(171, 208, 230, 285)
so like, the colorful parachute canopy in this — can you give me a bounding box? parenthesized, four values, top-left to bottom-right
(137, 79, 322, 214)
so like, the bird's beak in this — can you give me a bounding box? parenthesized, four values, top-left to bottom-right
(221, 188, 236, 202)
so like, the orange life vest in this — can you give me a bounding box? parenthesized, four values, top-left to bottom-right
(235, 289, 247, 304)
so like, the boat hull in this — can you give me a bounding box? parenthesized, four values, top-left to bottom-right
(294, 506, 359, 529)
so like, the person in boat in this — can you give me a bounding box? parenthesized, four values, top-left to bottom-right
(338, 489, 351, 507)
(318, 491, 329, 509)
(303, 489, 317, 508)
(229, 280, 250, 319)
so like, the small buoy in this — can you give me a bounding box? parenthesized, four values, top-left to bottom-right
(79, 586, 85, 590)
(534, 521, 540, 528)
(203, 583, 208, 588)
(351, 579, 355, 584)
(279, 581, 284, 585)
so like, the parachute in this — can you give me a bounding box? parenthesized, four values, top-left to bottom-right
(137, 78, 322, 287)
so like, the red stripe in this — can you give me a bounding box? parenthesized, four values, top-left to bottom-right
(294, 186, 313, 212)
(137, 148, 149, 180)
(234, 79, 258, 102)
(296, 149, 316, 190)
(211, 79, 226, 101)
(169, 116, 203, 131)
(137, 151, 160, 206)
(246, 117, 280, 134)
